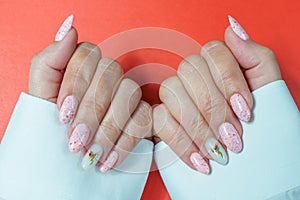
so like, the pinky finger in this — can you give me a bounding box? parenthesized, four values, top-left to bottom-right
(99, 101, 152, 173)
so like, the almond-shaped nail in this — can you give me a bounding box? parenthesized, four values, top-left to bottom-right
(55, 14, 74, 42)
(228, 15, 249, 41)
(81, 144, 103, 170)
(99, 151, 119, 173)
(230, 93, 251, 122)
(190, 152, 210, 174)
(59, 95, 78, 124)
(219, 122, 242, 153)
(69, 124, 90, 153)
(205, 138, 228, 165)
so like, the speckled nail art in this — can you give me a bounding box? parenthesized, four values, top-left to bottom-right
(81, 144, 103, 170)
(230, 93, 251, 122)
(59, 95, 78, 124)
(190, 152, 210, 174)
(99, 151, 119, 173)
(69, 124, 90, 153)
(205, 138, 228, 165)
(219, 122, 243, 153)
(55, 14, 74, 41)
(228, 15, 249, 41)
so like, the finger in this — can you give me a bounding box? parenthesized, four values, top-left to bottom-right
(160, 76, 215, 157)
(153, 104, 211, 174)
(177, 55, 243, 154)
(29, 26, 78, 102)
(81, 78, 142, 170)
(68, 58, 123, 152)
(160, 76, 231, 163)
(99, 101, 152, 173)
(225, 15, 282, 91)
(57, 42, 101, 124)
(201, 40, 253, 122)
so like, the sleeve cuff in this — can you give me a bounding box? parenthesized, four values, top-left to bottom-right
(155, 80, 300, 200)
(0, 93, 153, 200)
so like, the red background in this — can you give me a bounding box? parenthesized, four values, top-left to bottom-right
(0, 1, 299, 199)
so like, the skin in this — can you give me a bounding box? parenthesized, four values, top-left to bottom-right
(153, 26, 282, 171)
(29, 28, 152, 170)
(29, 25, 282, 172)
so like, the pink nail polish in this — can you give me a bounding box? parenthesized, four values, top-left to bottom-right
(219, 122, 243, 153)
(55, 14, 74, 41)
(59, 95, 78, 124)
(230, 93, 251, 122)
(190, 152, 210, 174)
(69, 124, 90, 153)
(99, 151, 119, 173)
(228, 15, 249, 41)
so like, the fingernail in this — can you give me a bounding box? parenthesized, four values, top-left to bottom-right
(99, 151, 119, 173)
(69, 124, 90, 153)
(219, 122, 242, 153)
(59, 95, 78, 124)
(205, 138, 228, 165)
(228, 15, 249, 41)
(55, 14, 74, 41)
(230, 93, 251, 122)
(190, 152, 210, 174)
(81, 144, 103, 170)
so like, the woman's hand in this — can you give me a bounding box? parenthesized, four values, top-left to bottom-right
(29, 15, 152, 172)
(153, 16, 281, 174)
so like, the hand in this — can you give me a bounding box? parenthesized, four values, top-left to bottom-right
(153, 16, 281, 174)
(29, 15, 152, 172)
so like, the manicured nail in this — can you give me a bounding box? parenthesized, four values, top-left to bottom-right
(190, 152, 210, 174)
(59, 95, 78, 124)
(219, 122, 242, 153)
(230, 93, 251, 122)
(228, 15, 249, 41)
(205, 138, 228, 165)
(69, 124, 90, 153)
(81, 144, 103, 170)
(55, 14, 74, 41)
(99, 151, 119, 173)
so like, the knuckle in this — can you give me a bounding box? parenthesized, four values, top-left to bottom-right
(261, 46, 276, 61)
(81, 98, 106, 120)
(100, 58, 124, 76)
(121, 78, 142, 97)
(161, 76, 178, 87)
(190, 115, 206, 130)
(31, 53, 43, 67)
(178, 54, 201, 74)
(188, 115, 206, 139)
(78, 42, 101, 57)
(202, 40, 225, 53)
(220, 67, 237, 84)
(73, 68, 91, 87)
(100, 120, 120, 138)
(201, 96, 225, 117)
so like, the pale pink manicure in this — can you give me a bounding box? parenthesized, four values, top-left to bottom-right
(190, 152, 210, 174)
(228, 15, 249, 41)
(69, 124, 90, 153)
(99, 151, 119, 173)
(59, 95, 78, 124)
(55, 14, 74, 41)
(219, 122, 243, 153)
(230, 93, 251, 122)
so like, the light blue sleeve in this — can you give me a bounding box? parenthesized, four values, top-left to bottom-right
(155, 80, 300, 200)
(0, 93, 153, 200)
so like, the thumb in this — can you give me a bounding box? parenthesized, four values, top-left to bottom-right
(29, 14, 78, 102)
(225, 15, 282, 91)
